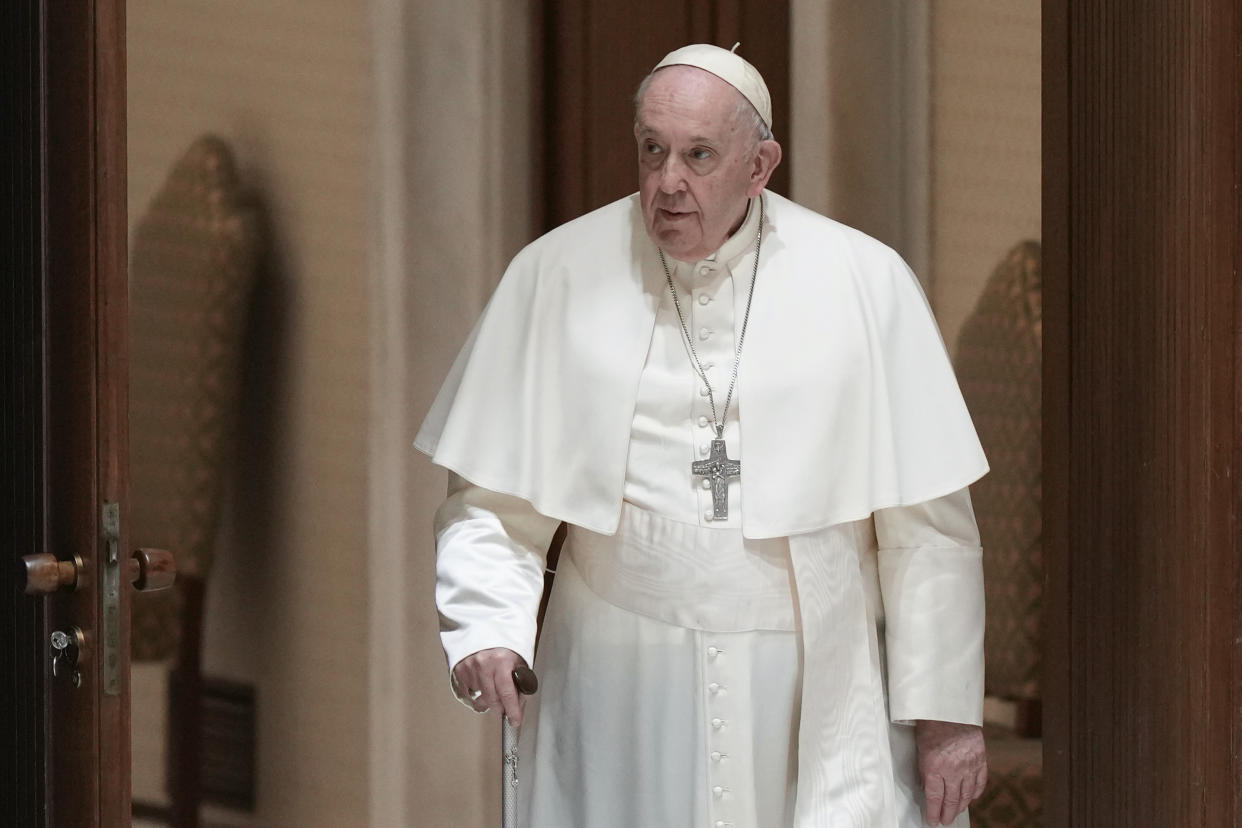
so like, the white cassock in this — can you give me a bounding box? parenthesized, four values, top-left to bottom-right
(420, 192, 988, 827)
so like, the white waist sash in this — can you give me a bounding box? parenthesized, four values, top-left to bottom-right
(567, 503, 797, 633)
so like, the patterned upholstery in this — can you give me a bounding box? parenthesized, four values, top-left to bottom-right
(953, 242, 1042, 828)
(971, 726, 1042, 828)
(954, 240, 1043, 702)
(129, 136, 259, 662)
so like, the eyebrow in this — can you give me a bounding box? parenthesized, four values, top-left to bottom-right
(635, 126, 719, 147)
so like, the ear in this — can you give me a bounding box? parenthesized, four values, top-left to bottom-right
(746, 139, 783, 197)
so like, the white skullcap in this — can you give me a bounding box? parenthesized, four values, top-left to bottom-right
(652, 42, 772, 130)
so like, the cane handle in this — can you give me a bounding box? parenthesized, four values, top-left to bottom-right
(512, 666, 539, 696)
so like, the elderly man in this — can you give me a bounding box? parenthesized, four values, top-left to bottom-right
(418, 44, 988, 827)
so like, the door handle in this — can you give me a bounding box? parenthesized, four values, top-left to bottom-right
(21, 544, 176, 696)
(20, 548, 176, 594)
(128, 548, 175, 592)
(20, 553, 84, 594)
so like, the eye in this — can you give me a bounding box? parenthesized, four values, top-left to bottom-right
(689, 147, 712, 161)
(643, 141, 663, 155)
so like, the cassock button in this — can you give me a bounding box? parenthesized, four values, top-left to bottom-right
(701, 478, 712, 490)
(699, 443, 710, 456)
(711, 717, 725, 729)
(703, 510, 714, 522)
(713, 786, 725, 797)
(698, 293, 711, 306)
(700, 386, 710, 397)
(710, 751, 723, 761)
(708, 682, 721, 693)
(699, 327, 712, 341)
(707, 646, 719, 658)
(699, 265, 711, 276)
(698, 415, 710, 427)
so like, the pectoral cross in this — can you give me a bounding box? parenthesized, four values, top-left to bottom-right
(692, 437, 741, 520)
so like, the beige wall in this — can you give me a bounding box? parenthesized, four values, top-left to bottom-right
(929, 1, 1042, 352)
(376, 3, 539, 826)
(790, 0, 931, 280)
(128, 2, 371, 825)
(791, 2, 1040, 350)
(128, 2, 537, 826)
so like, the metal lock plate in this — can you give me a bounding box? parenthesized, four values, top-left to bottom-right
(101, 502, 121, 696)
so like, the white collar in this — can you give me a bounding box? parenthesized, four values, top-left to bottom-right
(666, 195, 763, 275)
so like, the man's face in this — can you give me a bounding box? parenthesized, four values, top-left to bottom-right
(635, 66, 774, 262)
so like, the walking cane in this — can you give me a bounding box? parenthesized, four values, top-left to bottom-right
(503, 666, 539, 828)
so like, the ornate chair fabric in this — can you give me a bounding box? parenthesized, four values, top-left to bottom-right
(129, 135, 260, 825)
(952, 240, 1043, 827)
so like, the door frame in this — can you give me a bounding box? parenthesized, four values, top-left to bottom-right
(41, 0, 132, 824)
(1042, 2, 1242, 824)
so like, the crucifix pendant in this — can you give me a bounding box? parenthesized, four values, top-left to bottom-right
(692, 438, 741, 520)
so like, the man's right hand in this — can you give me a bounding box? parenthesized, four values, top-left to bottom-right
(452, 647, 528, 725)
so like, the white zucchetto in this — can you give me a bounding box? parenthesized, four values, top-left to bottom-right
(652, 42, 772, 129)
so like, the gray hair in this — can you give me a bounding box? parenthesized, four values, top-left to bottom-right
(633, 70, 774, 150)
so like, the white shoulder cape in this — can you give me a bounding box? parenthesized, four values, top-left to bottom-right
(416, 191, 987, 538)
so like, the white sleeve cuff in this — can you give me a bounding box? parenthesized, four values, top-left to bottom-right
(875, 488, 985, 726)
(434, 475, 559, 676)
(878, 545, 985, 725)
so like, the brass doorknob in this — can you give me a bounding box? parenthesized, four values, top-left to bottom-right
(129, 548, 175, 592)
(20, 553, 83, 594)
(20, 549, 176, 593)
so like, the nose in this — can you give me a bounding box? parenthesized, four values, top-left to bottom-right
(658, 156, 687, 194)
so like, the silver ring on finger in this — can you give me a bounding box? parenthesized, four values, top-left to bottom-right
(469, 688, 483, 701)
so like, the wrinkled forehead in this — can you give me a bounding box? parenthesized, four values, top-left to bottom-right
(635, 66, 753, 132)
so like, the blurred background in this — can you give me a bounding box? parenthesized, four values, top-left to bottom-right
(124, 2, 1040, 825)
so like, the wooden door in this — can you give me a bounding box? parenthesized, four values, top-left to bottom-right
(541, 0, 790, 231)
(1, 1, 133, 825)
(1043, 2, 1242, 824)
(1, 1, 52, 820)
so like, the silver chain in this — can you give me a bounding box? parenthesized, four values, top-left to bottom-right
(658, 198, 764, 440)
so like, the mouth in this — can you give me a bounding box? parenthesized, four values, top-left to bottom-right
(657, 207, 692, 221)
